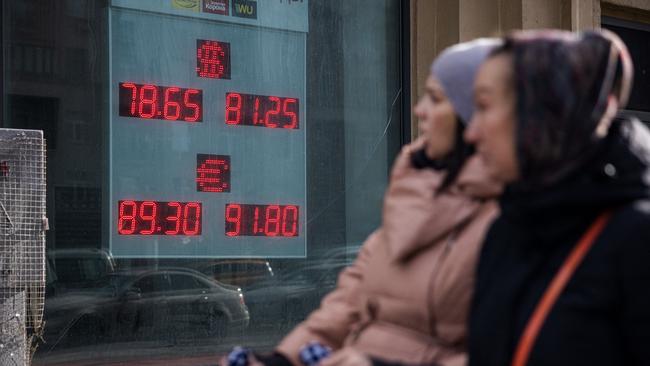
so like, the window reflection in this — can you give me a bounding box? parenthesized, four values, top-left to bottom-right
(2, 0, 404, 364)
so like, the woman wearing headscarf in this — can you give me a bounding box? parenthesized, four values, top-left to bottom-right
(465, 29, 650, 365)
(242, 39, 503, 366)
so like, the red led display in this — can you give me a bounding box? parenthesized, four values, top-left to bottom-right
(225, 92, 299, 129)
(197, 154, 230, 192)
(197, 39, 231, 79)
(225, 204, 299, 237)
(118, 200, 202, 235)
(119, 82, 203, 122)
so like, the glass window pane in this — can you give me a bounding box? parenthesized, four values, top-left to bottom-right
(2, 0, 405, 363)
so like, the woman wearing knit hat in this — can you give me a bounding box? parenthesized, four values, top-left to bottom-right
(465, 29, 650, 366)
(226, 38, 504, 366)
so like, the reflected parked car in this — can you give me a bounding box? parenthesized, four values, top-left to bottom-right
(42, 268, 249, 350)
(197, 259, 338, 330)
(242, 267, 323, 329)
(46, 248, 116, 295)
(267, 244, 363, 326)
(197, 260, 285, 327)
(197, 259, 275, 289)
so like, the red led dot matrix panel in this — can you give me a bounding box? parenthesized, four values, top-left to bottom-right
(196, 39, 231, 79)
(118, 200, 202, 235)
(225, 203, 299, 237)
(118, 82, 203, 122)
(225, 92, 299, 129)
(197, 154, 230, 192)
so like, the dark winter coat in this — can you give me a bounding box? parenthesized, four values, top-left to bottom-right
(468, 118, 650, 366)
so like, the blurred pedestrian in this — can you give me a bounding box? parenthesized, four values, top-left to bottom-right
(464, 29, 650, 366)
(277, 38, 502, 366)
(232, 38, 503, 366)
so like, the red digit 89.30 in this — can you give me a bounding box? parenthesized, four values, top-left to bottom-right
(118, 200, 202, 236)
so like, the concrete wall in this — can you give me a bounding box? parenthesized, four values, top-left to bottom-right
(409, 0, 650, 136)
(410, 0, 458, 139)
(602, 1, 650, 23)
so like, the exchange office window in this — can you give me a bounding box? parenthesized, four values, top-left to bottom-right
(2, 0, 406, 364)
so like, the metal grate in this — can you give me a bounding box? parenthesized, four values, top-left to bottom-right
(0, 129, 46, 366)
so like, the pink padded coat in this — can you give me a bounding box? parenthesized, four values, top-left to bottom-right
(277, 141, 501, 366)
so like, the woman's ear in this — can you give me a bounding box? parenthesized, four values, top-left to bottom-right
(595, 94, 619, 138)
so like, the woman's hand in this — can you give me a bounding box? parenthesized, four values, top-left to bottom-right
(219, 353, 265, 366)
(320, 348, 371, 366)
(391, 136, 428, 178)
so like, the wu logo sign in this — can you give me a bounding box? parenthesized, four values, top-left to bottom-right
(233, 0, 257, 19)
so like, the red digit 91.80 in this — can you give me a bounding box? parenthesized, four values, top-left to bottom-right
(225, 203, 299, 237)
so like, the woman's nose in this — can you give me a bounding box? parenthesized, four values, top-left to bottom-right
(464, 120, 479, 143)
(413, 101, 424, 118)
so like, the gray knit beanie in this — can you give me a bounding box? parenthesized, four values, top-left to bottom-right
(431, 38, 502, 124)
